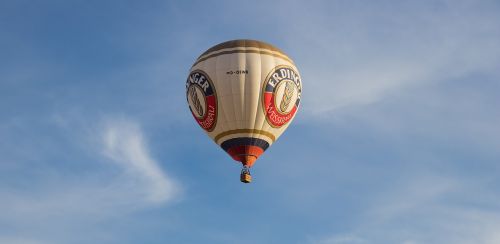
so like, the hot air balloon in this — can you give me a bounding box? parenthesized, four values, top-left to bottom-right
(186, 39, 302, 183)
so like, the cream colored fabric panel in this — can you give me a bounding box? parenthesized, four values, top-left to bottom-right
(214, 54, 237, 133)
(233, 53, 245, 129)
(221, 54, 242, 131)
(244, 53, 260, 136)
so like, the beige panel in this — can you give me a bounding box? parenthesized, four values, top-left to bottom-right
(233, 53, 245, 129)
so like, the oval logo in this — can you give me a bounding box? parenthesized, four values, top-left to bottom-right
(262, 66, 302, 128)
(186, 70, 217, 131)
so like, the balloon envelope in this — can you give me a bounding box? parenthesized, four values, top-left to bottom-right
(186, 39, 302, 168)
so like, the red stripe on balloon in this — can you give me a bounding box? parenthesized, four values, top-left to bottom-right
(226, 145, 264, 167)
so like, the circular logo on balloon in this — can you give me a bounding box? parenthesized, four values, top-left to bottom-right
(262, 66, 302, 128)
(186, 70, 217, 132)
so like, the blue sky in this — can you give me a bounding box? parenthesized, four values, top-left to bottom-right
(1, 0, 500, 243)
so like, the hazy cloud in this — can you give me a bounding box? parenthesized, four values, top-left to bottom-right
(0, 237, 46, 244)
(312, 175, 500, 244)
(101, 117, 179, 204)
(0, 116, 180, 243)
(311, 234, 367, 244)
(279, 0, 500, 115)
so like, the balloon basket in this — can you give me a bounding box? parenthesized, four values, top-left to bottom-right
(240, 172, 252, 183)
(240, 166, 252, 183)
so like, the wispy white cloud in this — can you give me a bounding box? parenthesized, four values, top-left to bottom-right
(311, 175, 500, 244)
(101, 117, 179, 204)
(275, 0, 500, 115)
(0, 115, 180, 243)
(310, 234, 367, 244)
(0, 237, 47, 244)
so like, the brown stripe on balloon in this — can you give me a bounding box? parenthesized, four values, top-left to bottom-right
(192, 49, 293, 68)
(214, 129, 276, 144)
(197, 39, 288, 59)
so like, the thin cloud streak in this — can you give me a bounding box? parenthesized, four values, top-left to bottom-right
(310, 234, 367, 244)
(0, 237, 46, 244)
(279, 0, 500, 115)
(0, 116, 180, 243)
(101, 118, 178, 204)
(311, 175, 500, 244)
